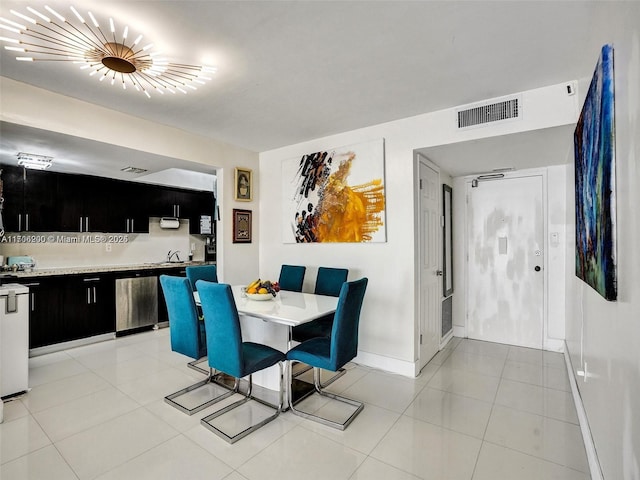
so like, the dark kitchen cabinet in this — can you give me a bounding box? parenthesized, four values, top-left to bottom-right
(1, 166, 213, 235)
(147, 185, 214, 234)
(61, 274, 115, 341)
(18, 277, 64, 348)
(147, 185, 181, 218)
(108, 180, 151, 234)
(20, 273, 115, 348)
(56, 173, 116, 233)
(0, 165, 57, 232)
(184, 190, 215, 235)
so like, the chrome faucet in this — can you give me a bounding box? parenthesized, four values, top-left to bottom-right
(167, 250, 181, 263)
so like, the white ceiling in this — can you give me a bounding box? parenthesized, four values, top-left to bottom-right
(0, 1, 629, 178)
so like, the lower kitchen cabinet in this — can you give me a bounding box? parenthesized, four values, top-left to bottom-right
(19, 277, 64, 349)
(62, 274, 115, 342)
(19, 274, 116, 348)
(20, 265, 199, 349)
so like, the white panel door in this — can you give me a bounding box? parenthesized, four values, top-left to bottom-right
(467, 175, 544, 349)
(419, 160, 441, 369)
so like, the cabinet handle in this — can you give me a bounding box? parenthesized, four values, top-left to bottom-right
(87, 287, 91, 304)
(83, 277, 100, 282)
(22, 282, 41, 287)
(131, 219, 134, 232)
(25, 213, 29, 231)
(177, 205, 180, 217)
(85, 217, 89, 232)
(31, 292, 35, 311)
(18, 214, 22, 231)
(80, 217, 84, 232)
(93, 286, 97, 303)
(126, 218, 130, 232)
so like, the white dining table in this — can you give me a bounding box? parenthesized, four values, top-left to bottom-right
(194, 285, 338, 393)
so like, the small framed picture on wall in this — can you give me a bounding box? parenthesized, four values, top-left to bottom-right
(232, 209, 252, 243)
(235, 167, 252, 201)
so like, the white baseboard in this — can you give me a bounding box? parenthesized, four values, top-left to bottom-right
(29, 333, 115, 357)
(354, 350, 417, 378)
(544, 337, 565, 352)
(453, 325, 466, 338)
(563, 341, 603, 480)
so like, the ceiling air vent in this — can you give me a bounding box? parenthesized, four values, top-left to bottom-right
(456, 96, 521, 129)
(120, 166, 148, 174)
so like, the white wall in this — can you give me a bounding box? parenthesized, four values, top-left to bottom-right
(564, 3, 640, 479)
(259, 81, 578, 376)
(0, 78, 259, 285)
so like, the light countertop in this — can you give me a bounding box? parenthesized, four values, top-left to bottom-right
(2, 261, 215, 278)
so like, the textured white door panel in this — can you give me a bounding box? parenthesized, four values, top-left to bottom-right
(467, 175, 544, 349)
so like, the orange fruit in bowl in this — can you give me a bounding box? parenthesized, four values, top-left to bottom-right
(258, 287, 268, 294)
(247, 287, 258, 294)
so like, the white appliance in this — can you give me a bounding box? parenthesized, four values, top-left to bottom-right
(0, 283, 29, 399)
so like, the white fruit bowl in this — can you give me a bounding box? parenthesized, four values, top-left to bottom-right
(246, 292, 276, 301)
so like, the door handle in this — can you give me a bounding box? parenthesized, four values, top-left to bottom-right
(534, 266, 541, 272)
(435, 270, 443, 276)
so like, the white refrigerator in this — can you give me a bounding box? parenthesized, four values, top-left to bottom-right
(0, 283, 29, 403)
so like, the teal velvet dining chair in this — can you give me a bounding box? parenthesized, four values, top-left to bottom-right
(159, 275, 234, 415)
(185, 265, 218, 291)
(278, 264, 306, 292)
(292, 267, 348, 343)
(196, 280, 286, 443)
(286, 277, 368, 430)
(291, 267, 349, 386)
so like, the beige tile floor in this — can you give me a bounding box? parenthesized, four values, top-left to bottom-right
(0, 331, 591, 480)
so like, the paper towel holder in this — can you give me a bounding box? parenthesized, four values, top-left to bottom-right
(160, 217, 180, 229)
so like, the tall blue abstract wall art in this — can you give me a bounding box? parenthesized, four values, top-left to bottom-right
(574, 44, 617, 301)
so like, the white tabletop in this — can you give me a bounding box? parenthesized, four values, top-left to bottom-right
(194, 285, 338, 327)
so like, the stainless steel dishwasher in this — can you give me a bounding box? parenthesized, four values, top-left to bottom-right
(115, 275, 158, 334)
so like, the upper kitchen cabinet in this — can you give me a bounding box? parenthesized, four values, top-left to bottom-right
(0, 165, 57, 232)
(1, 166, 213, 234)
(147, 185, 215, 234)
(56, 172, 116, 232)
(107, 180, 151, 234)
(57, 173, 151, 234)
(176, 189, 215, 235)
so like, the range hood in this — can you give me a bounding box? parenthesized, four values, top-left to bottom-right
(159, 217, 180, 229)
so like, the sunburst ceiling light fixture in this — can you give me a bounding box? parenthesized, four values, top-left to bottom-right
(0, 5, 216, 98)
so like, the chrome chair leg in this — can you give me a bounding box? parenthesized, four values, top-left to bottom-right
(288, 363, 363, 430)
(187, 356, 209, 375)
(200, 362, 284, 444)
(292, 363, 347, 388)
(164, 367, 236, 415)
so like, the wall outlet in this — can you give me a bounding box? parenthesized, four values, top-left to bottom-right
(191, 243, 195, 251)
(105, 243, 112, 252)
